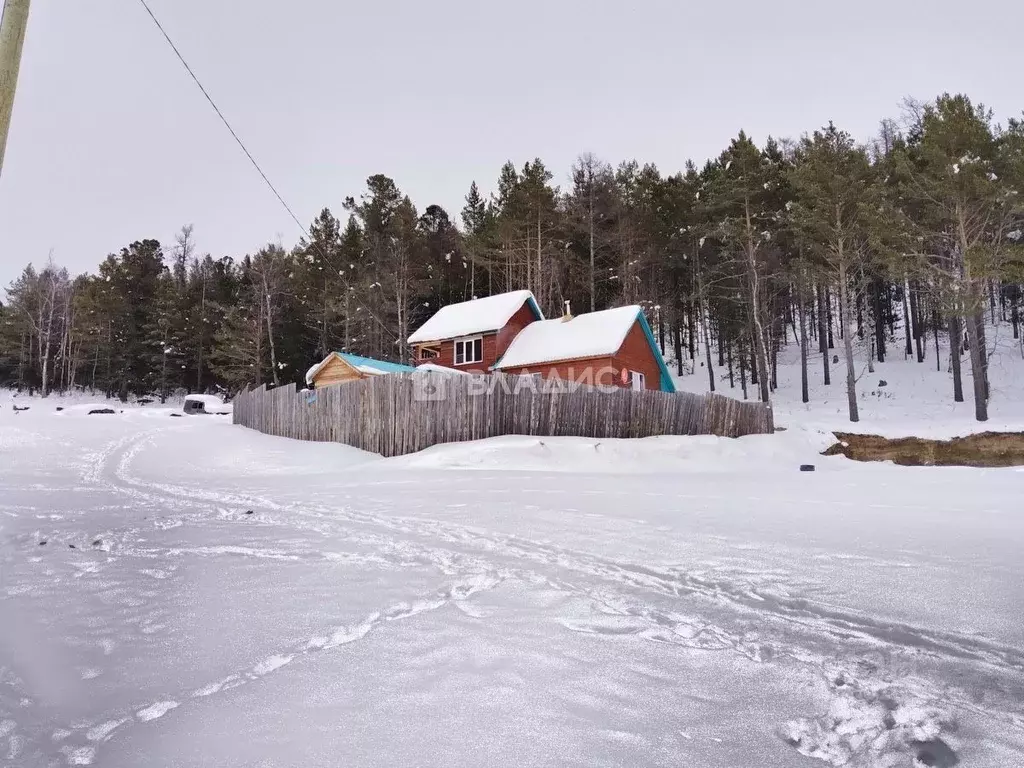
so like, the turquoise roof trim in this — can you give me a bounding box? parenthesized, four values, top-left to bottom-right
(634, 310, 676, 393)
(336, 353, 416, 374)
(523, 295, 544, 322)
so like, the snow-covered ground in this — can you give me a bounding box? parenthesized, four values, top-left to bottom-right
(674, 326, 1024, 438)
(1, 390, 1023, 767)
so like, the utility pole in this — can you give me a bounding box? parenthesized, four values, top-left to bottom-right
(0, 0, 32, 180)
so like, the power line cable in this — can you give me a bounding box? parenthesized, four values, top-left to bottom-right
(135, 0, 306, 235)
(134, 0, 399, 342)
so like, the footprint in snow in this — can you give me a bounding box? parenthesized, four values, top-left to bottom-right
(384, 600, 444, 620)
(86, 718, 127, 743)
(251, 654, 293, 676)
(61, 745, 95, 766)
(323, 617, 377, 649)
(135, 701, 178, 722)
(192, 676, 241, 698)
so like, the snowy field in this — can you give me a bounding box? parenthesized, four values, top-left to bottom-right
(1, 386, 1022, 768)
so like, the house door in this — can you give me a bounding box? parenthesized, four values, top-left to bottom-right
(630, 371, 646, 391)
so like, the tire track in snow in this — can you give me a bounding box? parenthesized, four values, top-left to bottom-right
(93, 427, 1024, 766)
(115, 436, 1024, 683)
(107, 430, 1024, 684)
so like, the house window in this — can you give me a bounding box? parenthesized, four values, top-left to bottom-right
(454, 336, 483, 365)
(630, 371, 646, 391)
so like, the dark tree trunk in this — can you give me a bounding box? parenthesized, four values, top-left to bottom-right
(1012, 290, 1020, 339)
(838, 266, 859, 422)
(727, 340, 734, 389)
(873, 280, 886, 363)
(817, 283, 831, 386)
(909, 282, 925, 363)
(856, 284, 864, 340)
(976, 310, 990, 401)
(798, 288, 809, 403)
(770, 339, 778, 391)
(949, 316, 964, 403)
(702, 312, 716, 393)
(932, 309, 941, 372)
(673, 324, 684, 376)
(687, 302, 696, 361)
(825, 286, 834, 349)
(749, 334, 758, 387)
(818, 285, 827, 354)
(964, 309, 988, 421)
(902, 280, 913, 357)
(739, 342, 748, 400)
(885, 283, 896, 337)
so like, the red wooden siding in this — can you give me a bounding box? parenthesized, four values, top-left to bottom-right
(495, 303, 539, 360)
(495, 318, 661, 390)
(499, 356, 617, 387)
(611, 321, 662, 390)
(412, 300, 539, 372)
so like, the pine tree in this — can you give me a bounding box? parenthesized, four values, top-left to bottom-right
(790, 123, 884, 422)
(901, 95, 1015, 421)
(711, 133, 777, 404)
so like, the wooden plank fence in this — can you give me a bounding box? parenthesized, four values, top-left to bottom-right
(231, 372, 774, 457)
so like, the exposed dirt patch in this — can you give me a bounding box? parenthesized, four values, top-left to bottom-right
(824, 432, 1024, 467)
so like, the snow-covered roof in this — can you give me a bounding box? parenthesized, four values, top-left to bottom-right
(407, 290, 543, 344)
(493, 306, 643, 369)
(413, 362, 470, 375)
(184, 394, 227, 407)
(306, 353, 415, 384)
(305, 363, 321, 385)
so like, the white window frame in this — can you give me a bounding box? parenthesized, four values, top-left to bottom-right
(454, 336, 483, 366)
(630, 370, 646, 391)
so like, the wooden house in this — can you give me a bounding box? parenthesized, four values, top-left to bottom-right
(407, 290, 544, 372)
(306, 352, 416, 389)
(491, 304, 676, 392)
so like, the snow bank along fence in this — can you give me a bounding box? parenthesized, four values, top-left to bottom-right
(232, 372, 774, 457)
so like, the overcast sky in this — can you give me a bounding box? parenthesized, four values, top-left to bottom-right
(1, 0, 1022, 289)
